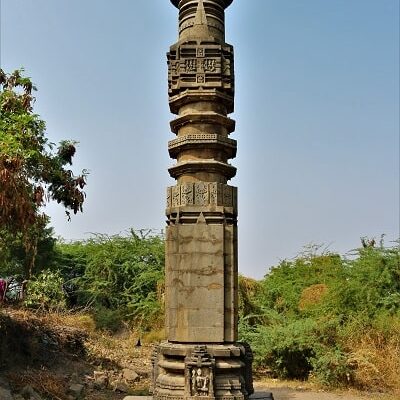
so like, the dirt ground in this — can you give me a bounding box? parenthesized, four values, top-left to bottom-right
(254, 382, 396, 400)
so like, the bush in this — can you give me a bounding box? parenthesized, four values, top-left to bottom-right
(93, 307, 124, 332)
(56, 230, 165, 331)
(239, 240, 400, 390)
(24, 270, 66, 310)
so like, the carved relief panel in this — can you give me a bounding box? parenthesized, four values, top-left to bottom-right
(168, 42, 234, 97)
(185, 346, 215, 399)
(167, 183, 237, 211)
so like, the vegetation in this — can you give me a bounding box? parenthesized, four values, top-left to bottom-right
(56, 229, 165, 331)
(0, 69, 87, 278)
(238, 240, 400, 391)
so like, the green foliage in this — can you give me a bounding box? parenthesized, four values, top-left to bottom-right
(0, 225, 57, 278)
(56, 230, 165, 331)
(24, 269, 66, 310)
(239, 240, 400, 387)
(0, 69, 87, 278)
(92, 306, 124, 332)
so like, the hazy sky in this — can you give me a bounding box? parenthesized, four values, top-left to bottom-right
(1, 0, 399, 278)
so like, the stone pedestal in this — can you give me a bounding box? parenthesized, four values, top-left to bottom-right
(152, 343, 253, 400)
(152, 1, 254, 400)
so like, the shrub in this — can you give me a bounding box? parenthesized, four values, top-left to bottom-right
(24, 270, 66, 310)
(239, 240, 400, 390)
(93, 306, 124, 332)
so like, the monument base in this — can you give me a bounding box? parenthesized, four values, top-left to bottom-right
(151, 342, 254, 400)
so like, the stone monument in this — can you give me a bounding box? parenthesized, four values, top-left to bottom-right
(152, 1, 257, 400)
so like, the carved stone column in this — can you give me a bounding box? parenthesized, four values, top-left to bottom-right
(152, 1, 253, 400)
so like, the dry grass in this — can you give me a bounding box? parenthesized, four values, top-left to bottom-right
(298, 284, 328, 311)
(348, 330, 400, 394)
(143, 327, 166, 344)
(7, 369, 68, 400)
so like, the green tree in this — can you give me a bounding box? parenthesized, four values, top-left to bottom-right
(0, 225, 57, 278)
(0, 69, 87, 278)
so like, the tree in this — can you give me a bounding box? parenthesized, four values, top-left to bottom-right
(0, 69, 87, 278)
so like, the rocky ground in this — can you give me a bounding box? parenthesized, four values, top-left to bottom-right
(0, 307, 153, 400)
(0, 307, 396, 400)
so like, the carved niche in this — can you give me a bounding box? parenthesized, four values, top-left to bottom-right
(185, 346, 216, 399)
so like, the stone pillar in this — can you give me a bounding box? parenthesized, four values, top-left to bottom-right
(152, 1, 254, 400)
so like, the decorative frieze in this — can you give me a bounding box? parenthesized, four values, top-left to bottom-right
(166, 183, 237, 211)
(168, 134, 237, 158)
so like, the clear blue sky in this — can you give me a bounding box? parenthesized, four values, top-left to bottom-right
(1, 0, 399, 278)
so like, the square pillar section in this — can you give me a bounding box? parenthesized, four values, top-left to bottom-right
(152, 2, 254, 400)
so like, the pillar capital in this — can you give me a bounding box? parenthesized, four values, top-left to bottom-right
(171, 0, 233, 9)
(171, 0, 233, 41)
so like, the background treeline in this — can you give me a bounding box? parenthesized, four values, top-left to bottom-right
(1, 227, 399, 391)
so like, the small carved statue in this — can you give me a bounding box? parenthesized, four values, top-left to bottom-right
(191, 368, 209, 396)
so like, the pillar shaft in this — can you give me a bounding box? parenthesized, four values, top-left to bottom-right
(166, 0, 237, 344)
(152, 2, 253, 399)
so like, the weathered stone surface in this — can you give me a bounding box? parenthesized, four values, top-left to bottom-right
(166, 222, 225, 342)
(122, 368, 139, 382)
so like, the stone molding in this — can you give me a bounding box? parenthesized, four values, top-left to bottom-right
(170, 112, 235, 134)
(169, 89, 234, 115)
(168, 134, 237, 158)
(168, 160, 236, 180)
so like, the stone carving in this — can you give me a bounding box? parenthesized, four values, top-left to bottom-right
(202, 59, 217, 72)
(172, 185, 181, 207)
(168, 133, 236, 149)
(181, 183, 194, 205)
(166, 183, 237, 210)
(195, 183, 208, 205)
(168, 43, 234, 96)
(223, 185, 233, 207)
(191, 368, 210, 396)
(185, 346, 215, 399)
(185, 59, 198, 73)
(166, 187, 172, 208)
(197, 74, 205, 84)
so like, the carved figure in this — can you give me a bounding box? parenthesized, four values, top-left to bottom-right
(192, 368, 209, 396)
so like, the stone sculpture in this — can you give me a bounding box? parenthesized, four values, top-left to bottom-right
(152, 1, 255, 400)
